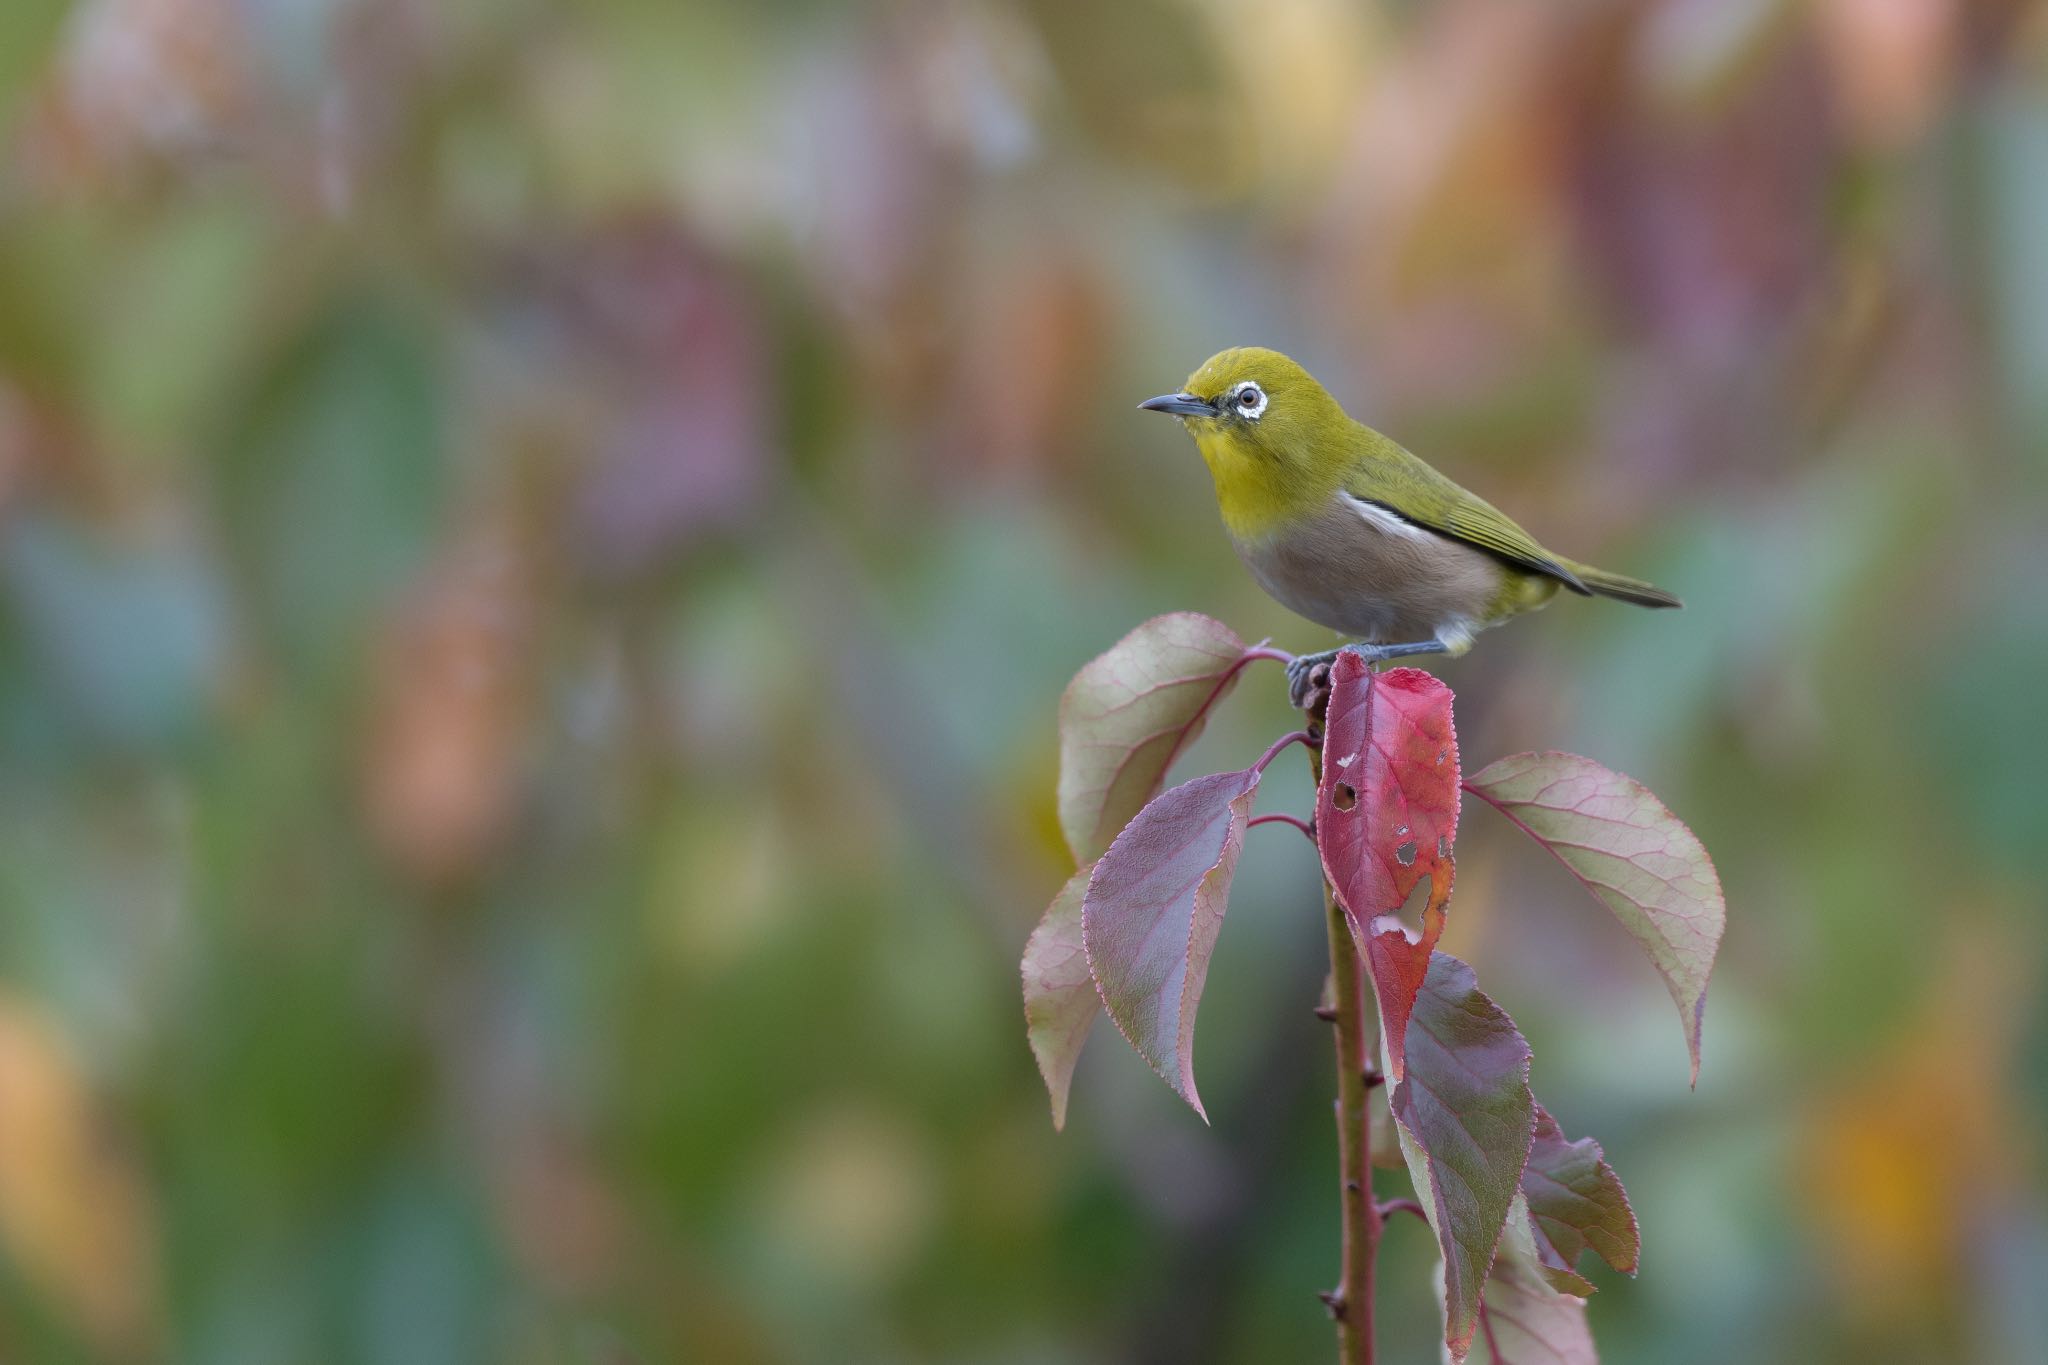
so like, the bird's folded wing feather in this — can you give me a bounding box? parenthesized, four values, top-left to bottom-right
(1344, 461, 1593, 595)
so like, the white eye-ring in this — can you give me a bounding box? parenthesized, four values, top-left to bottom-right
(1233, 382, 1268, 419)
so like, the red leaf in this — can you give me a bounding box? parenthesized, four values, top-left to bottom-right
(1387, 952, 1535, 1362)
(1464, 751, 1724, 1084)
(1522, 1104, 1639, 1295)
(1082, 766, 1261, 1120)
(1316, 655, 1460, 1079)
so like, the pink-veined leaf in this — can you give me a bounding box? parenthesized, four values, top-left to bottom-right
(1082, 766, 1260, 1120)
(1022, 866, 1098, 1131)
(1317, 656, 1460, 1079)
(1522, 1104, 1639, 1295)
(1057, 613, 1249, 864)
(1386, 952, 1534, 1362)
(1464, 751, 1724, 1084)
(1465, 1199, 1600, 1365)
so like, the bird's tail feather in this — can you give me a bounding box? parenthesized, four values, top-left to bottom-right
(1567, 562, 1682, 609)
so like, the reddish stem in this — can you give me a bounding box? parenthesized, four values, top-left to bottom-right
(1308, 735, 1376, 1364)
(1378, 1198, 1427, 1225)
(1252, 729, 1315, 775)
(1142, 646, 1294, 810)
(1323, 881, 1377, 1361)
(1248, 811, 1316, 842)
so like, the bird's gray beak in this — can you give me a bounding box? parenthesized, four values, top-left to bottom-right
(1138, 391, 1217, 418)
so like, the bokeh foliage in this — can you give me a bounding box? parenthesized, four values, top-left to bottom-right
(0, 1, 2045, 1362)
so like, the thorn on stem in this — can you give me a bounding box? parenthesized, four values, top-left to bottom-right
(1318, 1288, 1347, 1321)
(1362, 1064, 1384, 1090)
(1344, 1179, 1362, 1195)
(1379, 1198, 1428, 1225)
(1313, 1004, 1339, 1022)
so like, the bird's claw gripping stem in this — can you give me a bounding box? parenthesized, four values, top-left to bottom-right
(1286, 651, 1340, 711)
(1286, 640, 1450, 710)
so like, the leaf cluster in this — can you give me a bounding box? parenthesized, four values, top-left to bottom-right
(1024, 615, 1726, 1361)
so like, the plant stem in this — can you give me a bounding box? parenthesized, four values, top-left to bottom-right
(1324, 879, 1378, 1363)
(1305, 693, 1375, 1362)
(1252, 729, 1315, 774)
(1247, 811, 1316, 841)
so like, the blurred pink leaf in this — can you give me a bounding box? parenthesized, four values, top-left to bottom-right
(1464, 751, 1724, 1083)
(1022, 865, 1097, 1131)
(1316, 656, 1460, 1079)
(951, 252, 1109, 480)
(363, 514, 531, 887)
(1814, 0, 1955, 151)
(1387, 951, 1533, 1362)
(562, 227, 772, 579)
(1057, 613, 1249, 864)
(45, 0, 250, 175)
(1082, 766, 1260, 1121)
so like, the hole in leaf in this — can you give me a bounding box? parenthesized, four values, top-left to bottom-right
(1395, 840, 1418, 867)
(1332, 783, 1357, 812)
(1389, 873, 1432, 934)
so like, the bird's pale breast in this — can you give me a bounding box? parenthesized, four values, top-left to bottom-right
(1230, 492, 1509, 651)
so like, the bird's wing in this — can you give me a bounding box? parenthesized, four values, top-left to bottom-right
(1343, 462, 1593, 596)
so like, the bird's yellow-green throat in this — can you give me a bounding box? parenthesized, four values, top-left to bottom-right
(1176, 351, 1353, 541)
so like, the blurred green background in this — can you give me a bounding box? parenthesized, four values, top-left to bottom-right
(1, 0, 2045, 1361)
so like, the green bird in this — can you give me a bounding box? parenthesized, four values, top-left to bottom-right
(1140, 347, 1679, 703)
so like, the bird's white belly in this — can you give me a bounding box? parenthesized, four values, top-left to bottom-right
(1230, 494, 1503, 650)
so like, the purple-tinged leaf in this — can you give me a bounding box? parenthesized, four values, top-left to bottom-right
(1058, 613, 1248, 864)
(1465, 1200, 1600, 1365)
(1082, 766, 1260, 1120)
(1464, 751, 1724, 1083)
(1022, 866, 1098, 1131)
(1523, 1104, 1639, 1294)
(1386, 952, 1534, 1362)
(1317, 655, 1460, 1080)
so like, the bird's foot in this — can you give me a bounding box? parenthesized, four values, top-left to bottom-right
(1286, 649, 1343, 710)
(1286, 640, 1452, 710)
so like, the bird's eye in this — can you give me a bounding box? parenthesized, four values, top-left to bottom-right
(1235, 384, 1265, 415)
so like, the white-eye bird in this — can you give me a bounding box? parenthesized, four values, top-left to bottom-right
(1140, 347, 1679, 703)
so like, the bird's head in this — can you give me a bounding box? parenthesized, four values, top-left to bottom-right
(1140, 347, 1350, 532)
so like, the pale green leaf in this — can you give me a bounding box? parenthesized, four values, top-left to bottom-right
(1465, 752, 1724, 1084)
(1022, 866, 1097, 1130)
(1057, 613, 1247, 863)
